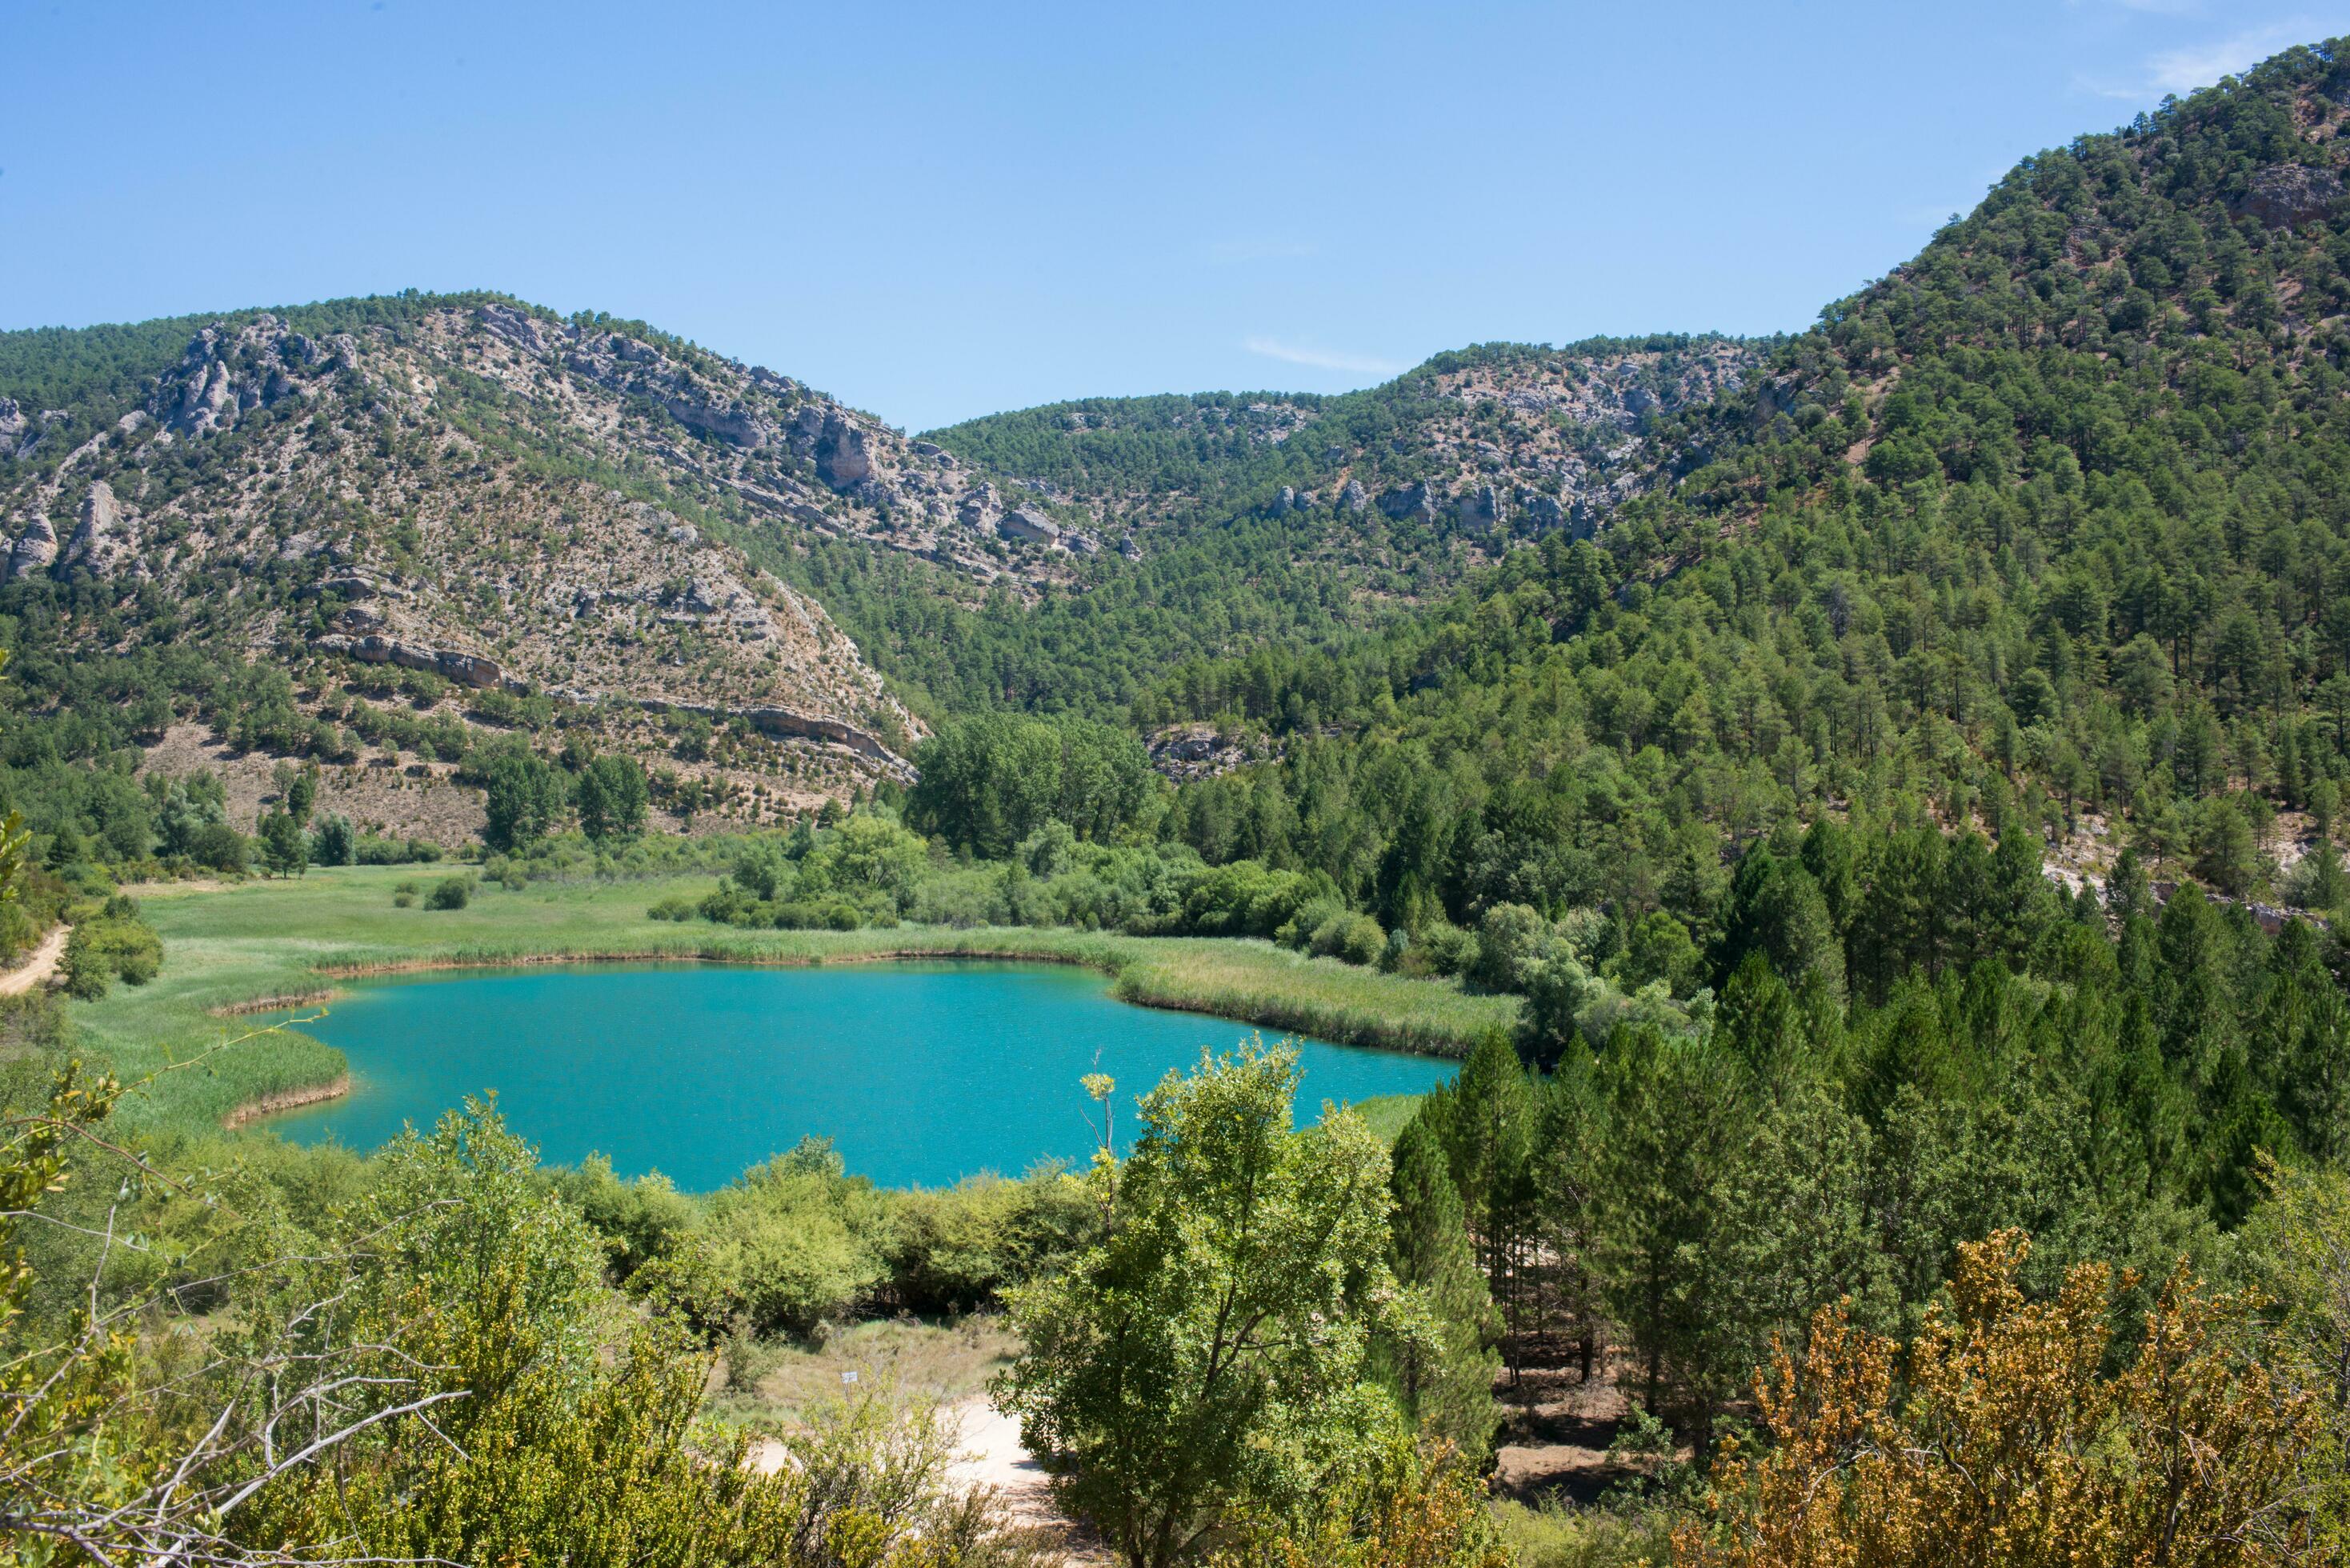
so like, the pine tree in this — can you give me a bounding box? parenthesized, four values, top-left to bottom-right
(1591, 1024, 1743, 1430)
(257, 809, 307, 879)
(1439, 1031, 1538, 1375)
(1379, 1116, 1502, 1470)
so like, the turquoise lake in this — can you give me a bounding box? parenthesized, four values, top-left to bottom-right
(264, 962, 1455, 1189)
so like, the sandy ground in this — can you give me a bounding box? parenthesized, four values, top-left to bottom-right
(1493, 1360, 1635, 1502)
(0, 925, 70, 997)
(951, 1403, 1071, 1524)
(751, 1398, 1103, 1563)
(117, 878, 229, 898)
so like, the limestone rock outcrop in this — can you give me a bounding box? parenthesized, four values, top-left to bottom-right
(1379, 481, 1441, 524)
(815, 411, 875, 489)
(2235, 164, 2344, 229)
(59, 482, 142, 578)
(6, 515, 58, 581)
(999, 506, 1061, 544)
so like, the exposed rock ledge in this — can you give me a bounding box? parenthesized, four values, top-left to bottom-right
(314, 632, 526, 693)
(310, 634, 913, 776)
(631, 696, 913, 776)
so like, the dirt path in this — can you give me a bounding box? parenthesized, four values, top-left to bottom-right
(947, 1400, 1105, 1563)
(751, 1399, 1100, 1562)
(0, 925, 70, 998)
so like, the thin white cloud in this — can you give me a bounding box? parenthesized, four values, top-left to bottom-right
(2077, 14, 2350, 102)
(2072, 17, 2344, 102)
(1242, 336, 1405, 377)
(2144, 20, 2314, 93)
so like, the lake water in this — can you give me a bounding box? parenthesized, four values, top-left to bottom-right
(263, 961, 1454, 1189)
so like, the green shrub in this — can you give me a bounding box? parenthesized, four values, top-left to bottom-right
(673, 1137, 894, 1337)
(885, 1167, 1099, 1315)
(549, 1155, 699, 1283)
(58, 913, 163, 999)
(426, 876, 473, 911)
(60, 927, 109, 1001)
(358, 834, 443, 865)
(645, 894, 698, 922)
(1403, 921, 1478, 979)
(309, 812, 357, 866)
(1306, 910, 1386, 966)
(187, 822, 248, 874)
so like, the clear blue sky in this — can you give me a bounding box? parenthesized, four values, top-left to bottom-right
(3, 1, 2344, 430)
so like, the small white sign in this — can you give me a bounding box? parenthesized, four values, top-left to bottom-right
(842, 1370, 859, 1385)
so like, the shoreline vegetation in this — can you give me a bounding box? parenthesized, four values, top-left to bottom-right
(218, 1072, 350, 1128)
(75, 866, 1511, 1142)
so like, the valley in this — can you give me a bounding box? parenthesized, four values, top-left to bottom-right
(11, 29, 2350, 1568)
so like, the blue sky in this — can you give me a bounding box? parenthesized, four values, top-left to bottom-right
(3, 2, 2345, 430)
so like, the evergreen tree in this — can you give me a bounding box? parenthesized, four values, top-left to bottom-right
(1378, 1116, 1501, 1470)
(575, 753, 651, 842)
(1591, 1024, 1743, 1432)
(309, 811, 355, 866)
(476, 742, 568, 854)
(2256, 919, 2350, 1165)
(257, 809, 307, 878)
(1437, 1033, 1538, 1374)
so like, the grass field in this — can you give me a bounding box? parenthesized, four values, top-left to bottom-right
(76, 866, 1511, 1141)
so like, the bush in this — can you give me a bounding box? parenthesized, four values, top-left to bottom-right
(358, 834, 443, 865)
(884, 1167, 1099, 1315)
(676, 1138, 895, 1336)
(549, 1155, 699, 1284)
(60, 927, 109, 1001)
(309, 813, 356, 866)
(1414, 921, 1479, 978)
(646, 894, 698, 922)
(426, 876, 473, 911)
(187, 822, 248, 874)
(1311, 910, 1387, 967)
(58, 913, 163, 1000)
(1471, 903, 1550, 990)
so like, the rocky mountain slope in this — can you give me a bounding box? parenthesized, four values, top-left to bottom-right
(931, 334, 1757, 556)
(1126, 36, 2350, 930)
(798, 335, 1762, 719)
(0, 297, 995, 832)
(0, 306, 1758, 838)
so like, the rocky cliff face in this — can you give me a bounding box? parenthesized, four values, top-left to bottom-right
(437, 303, 1099, 589)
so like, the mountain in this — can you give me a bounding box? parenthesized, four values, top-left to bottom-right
(0, 297, 1011, 838)
(802, 335, 1759, 720)
(17, 35, 2350, 877)
(932, 334, 1755, 546)
(0, 298, 1751, 841)
(1127, 37, 2350, 933)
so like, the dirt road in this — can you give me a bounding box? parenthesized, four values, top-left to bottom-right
(0, 925, 69, 997)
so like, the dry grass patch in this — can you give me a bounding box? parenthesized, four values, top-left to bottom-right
(708, 1314, 1019, 1433)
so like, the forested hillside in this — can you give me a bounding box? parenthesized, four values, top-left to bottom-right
(816, 336, 1755, 716)
(1133, 41, 2350, 935)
